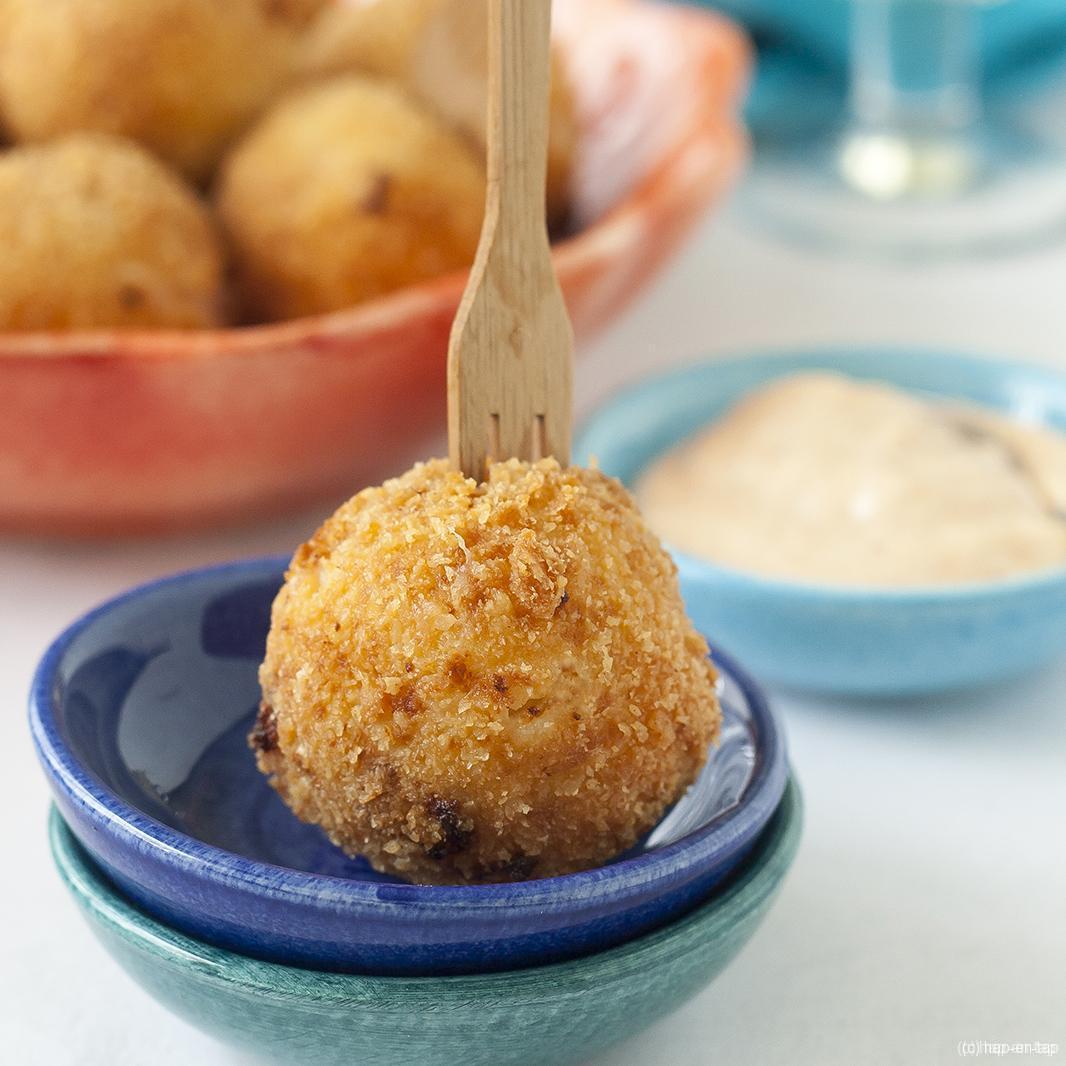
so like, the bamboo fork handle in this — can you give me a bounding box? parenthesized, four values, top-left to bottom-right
(447, 0, 574, 481)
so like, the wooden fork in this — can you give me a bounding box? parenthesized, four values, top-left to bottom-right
(446, 0, 574, 481)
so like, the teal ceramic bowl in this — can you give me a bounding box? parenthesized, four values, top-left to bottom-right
(50, 781, 802, 1066)
(576, 348, 1066, 695)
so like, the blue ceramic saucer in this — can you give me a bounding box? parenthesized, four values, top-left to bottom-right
(49, 781, 802, 1066)
(576, 347, 1066, 695)
(30, 557, 788, 975)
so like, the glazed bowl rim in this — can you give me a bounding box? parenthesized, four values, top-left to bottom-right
(48, 777, 802, 997)
(30, 554, 788, 910)
(575, 345, 1066, 604)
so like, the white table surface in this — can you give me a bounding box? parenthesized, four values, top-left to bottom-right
(3, 202, 1066, 1066)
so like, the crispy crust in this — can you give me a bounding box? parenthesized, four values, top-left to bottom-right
(0, 0, 301, 182)
(216, 76, 485, 321)
(297, 0, 577, 225)
(0, 133, 224, 329)
(257, 459, 721, 884)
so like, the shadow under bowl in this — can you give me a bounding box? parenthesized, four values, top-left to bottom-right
(576, 347, 1066, 696)
(49, 779, 802, 1066)
(30, 556, 789, 975)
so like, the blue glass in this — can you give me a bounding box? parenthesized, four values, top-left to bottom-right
(688, 0, 1066, 82)
(692, 0, 1066, 256)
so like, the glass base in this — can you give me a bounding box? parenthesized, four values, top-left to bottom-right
(740, 119, 1066, 260)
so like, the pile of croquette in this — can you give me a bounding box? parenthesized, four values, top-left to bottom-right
(255, 459, 722, 885)
(0, 0, 576, 330)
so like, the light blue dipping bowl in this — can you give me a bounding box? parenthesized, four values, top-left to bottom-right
(50, 781, 802, 1066)
(576, 348, 1066, 696)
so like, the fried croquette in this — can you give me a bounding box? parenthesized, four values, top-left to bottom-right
(254, 459, 721, 885)
(0, 134, 225, 330)
(300, 0, 577, 225)
(216, 76, 485, 320)
(0, 0, 302, 182)
(266, 0, 332, 29)
(299, 0, 434, 82)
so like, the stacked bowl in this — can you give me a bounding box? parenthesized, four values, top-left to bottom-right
(32, 557, 801, 1065)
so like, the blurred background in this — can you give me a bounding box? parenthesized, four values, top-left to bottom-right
(2, 0, 1065, 538)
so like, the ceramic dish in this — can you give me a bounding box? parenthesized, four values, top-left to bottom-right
(50, 779, 801, 1066)
(576, 347, 1066, 695)
(0, 0, 749, 536)
(30, 556, 789, 975)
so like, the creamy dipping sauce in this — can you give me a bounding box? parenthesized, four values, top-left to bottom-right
(635, 372, 1066, 587)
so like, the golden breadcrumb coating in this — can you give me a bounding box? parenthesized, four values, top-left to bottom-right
(299, 0, 577, 225)
(266, 0, 331, 29)
(299, 0, 433, 81)
(0, 134, 224, 330)
(255, 459, 721, 885)
(0, 0, 301, 182)
(216, 76, 485, 321)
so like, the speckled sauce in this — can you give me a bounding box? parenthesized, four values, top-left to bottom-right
(636, 372, 1066, 587)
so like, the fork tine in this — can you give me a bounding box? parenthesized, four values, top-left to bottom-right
(446, 0, 573, 480)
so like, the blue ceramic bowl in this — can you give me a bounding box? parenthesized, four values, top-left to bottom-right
(576, 348, 1066, 695)
(29, 557, 788, 976)
(49, 780, 802, 1066)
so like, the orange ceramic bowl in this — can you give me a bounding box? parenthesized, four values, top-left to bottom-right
(0, 0, 749, 535)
